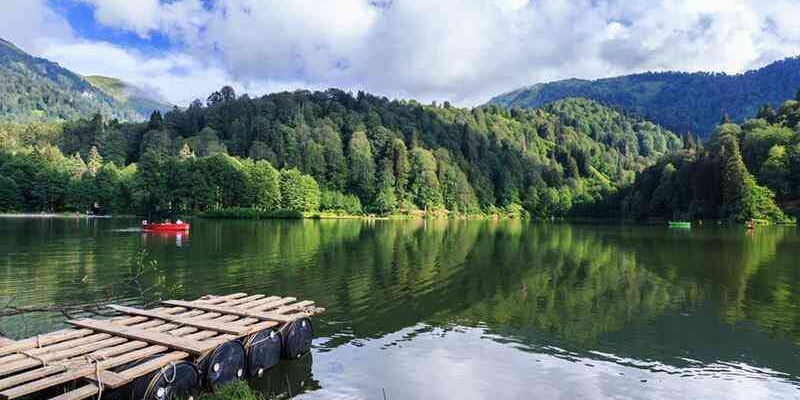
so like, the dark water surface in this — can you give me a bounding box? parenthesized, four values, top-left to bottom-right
(1, 218, 799, 399)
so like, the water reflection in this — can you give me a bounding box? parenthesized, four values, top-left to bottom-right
(1, 218, 799, 398)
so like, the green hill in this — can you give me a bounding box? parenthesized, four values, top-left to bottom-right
(488, 57, 800, 139)
(0, 37, 169, 123)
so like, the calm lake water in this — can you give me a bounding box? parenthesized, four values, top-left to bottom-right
(1, 218, 799, 399)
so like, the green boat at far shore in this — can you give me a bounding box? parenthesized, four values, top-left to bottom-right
(668, 221, 692, 228)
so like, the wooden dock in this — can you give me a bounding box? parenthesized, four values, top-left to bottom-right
(0, 293, 323, 400)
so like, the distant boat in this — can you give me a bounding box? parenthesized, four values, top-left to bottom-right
(142, 221, 190, 232)
(668, 221, 691, 229)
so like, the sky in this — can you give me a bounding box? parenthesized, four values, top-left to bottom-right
(2, 0, 800, 107)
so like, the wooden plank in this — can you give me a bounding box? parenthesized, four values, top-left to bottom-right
(47, 384, 98, 400)
(0, 345, 169, 399)
(0, 330, 94, 357)
(107, 305, 251, 335)
(0, 337, 128, 378)
(197, 293, 248, 304)
(66, 319, 216, 355)
(252, 297, 298, 311)
(117, 351, 188, 380)
(162, 300, 296, 323)
(0, 366, 65, 391)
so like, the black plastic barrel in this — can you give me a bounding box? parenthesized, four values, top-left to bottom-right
(198, 340, 246, 389)
(243, 328, 283, 377)
(106, 360, 199, 400)
(281, 318, 313, 359)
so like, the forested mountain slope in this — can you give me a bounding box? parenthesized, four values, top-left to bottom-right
(0, 38, 169, 122)
(0, 88, 682, 216)
(488, 57, 800, 139)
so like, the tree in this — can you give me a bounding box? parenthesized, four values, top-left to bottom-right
(408, 147, 443, 210)
(372, 163, 397, 214)
(247, 160, 281, 211)
(299, 174, 320, 212)
(133, 151, 170, 216)
(391, 138, 409, 207)
(280, 168, 307, 212)
(0, 175, 22, 211)
(86, 146, 103, 177)
(348, 131, 375, 204)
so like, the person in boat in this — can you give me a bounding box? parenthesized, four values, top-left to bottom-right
(176, 219, 183, 224)
(142, 219, 148, 226)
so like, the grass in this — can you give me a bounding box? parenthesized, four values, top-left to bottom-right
(199, 382, 265, 400)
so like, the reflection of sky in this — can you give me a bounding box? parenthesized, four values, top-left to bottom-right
(303, 324, 799, 400)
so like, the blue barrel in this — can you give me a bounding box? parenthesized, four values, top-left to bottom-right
(198, 341, 246, 389)
(282, 318, 313, 359)
(243, 328, 283, 377)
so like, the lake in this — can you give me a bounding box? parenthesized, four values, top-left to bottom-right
(1, 218, 799, 399)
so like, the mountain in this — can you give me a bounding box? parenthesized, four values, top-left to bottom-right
(84, 75, 172, 118)
(0, 37, 170, 122)
(488, 57, 800, 139)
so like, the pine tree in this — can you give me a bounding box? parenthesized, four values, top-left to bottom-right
(87, 146, 103, 177)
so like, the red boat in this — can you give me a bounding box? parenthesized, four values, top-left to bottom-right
(142, 220, 190, 232)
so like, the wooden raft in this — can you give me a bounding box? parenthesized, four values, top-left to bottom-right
(0, 293, 323, 400)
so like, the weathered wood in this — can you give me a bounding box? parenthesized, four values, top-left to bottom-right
(47, 384, 99, 400)
(66, 319, 216, 355)
(0, 345, 169, 399)
(117, 351, 189, 380)
(162, 300, 296, 323)
(0, 337, 128, 377)
(0, 338, 13, 348)
(107, 305, 251, 335)
(0, 330, 94, 357)
(0, 366, 65, 391)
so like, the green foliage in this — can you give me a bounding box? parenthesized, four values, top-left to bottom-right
(0, 88, 682, 218)
(623, 106, 797, 223)
(320, 190, 363, 214)
(279, 168, 319, 212)
(408, 147, 443, 210)
(199, 207, 302, 219)
(488, 56, 800, 138)
(0, 174, 21, 211)
(245, 160, 281, 211)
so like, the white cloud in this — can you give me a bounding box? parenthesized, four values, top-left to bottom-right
(6, 0, 800, 106)
(0, 0, 73, 54)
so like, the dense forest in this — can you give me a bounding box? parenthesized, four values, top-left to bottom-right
(0, 88, 681, 217)
(0, 38, 169, 122)
(622, 95, 800, 223)
(489, 57, 800, 138)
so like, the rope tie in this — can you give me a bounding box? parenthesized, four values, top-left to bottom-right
(85, 354, 107, 400)
(20, 350, 49, 367)
(163, 362, 177, 383)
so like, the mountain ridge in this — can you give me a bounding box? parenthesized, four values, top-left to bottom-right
(488, 56, 800, 138)
(0, 37, 170, 122)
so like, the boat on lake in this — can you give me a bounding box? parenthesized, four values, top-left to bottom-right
(142, 220, 190, 232)
(668, 221, 691, 228)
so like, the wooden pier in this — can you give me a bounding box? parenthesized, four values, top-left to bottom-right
(0, 293, 323, 400)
